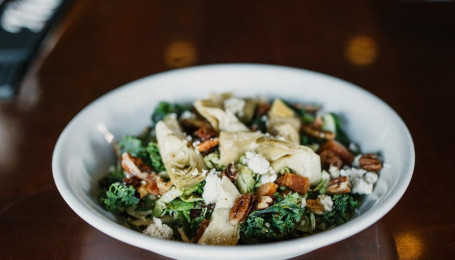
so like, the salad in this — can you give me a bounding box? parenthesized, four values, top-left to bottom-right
(98, 93, 383, 245)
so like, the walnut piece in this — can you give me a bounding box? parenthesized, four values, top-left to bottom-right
(229, 193, 255, 225)
(276, 172, 310, 195)
(359, 154, 382, 173)
(326, 176, 351, 194)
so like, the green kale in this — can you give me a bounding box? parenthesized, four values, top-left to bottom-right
(98, 165, 125, 190)
(151, 101, 193, 125)
(330, 113, 352, 147)
(99, 183, 139, 213)
(240, 193, 304, 244)
(322, 194, 360, 228)
(118, 135, 149, 162)
(146, 141, 166, 172)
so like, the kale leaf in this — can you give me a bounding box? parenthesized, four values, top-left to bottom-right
(151, 101, 192, 125)
(322, 194, 359, 228)
(240, 193, 304, 244)
(99, 183, 139, 213)
(98, 165, 125, 190)
(146, 141, 166, 172)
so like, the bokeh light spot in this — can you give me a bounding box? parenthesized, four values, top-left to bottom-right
(164, 41, 198, 68)
(345, 36, 378, 66)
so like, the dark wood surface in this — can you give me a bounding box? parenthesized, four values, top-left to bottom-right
(1, 1, 454, 259)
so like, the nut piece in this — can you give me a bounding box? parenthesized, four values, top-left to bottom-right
(305, 199, 325, 215)
(326, 176, 351, 194)
(359, 154, 382, 173)
(320, 150, 343, 169)
(301, 124, 335, 140)
(318, 140, 354, 165)
(255, 182, 278, 198)
(276, 172, 310, 195)
(195, 138, 219, 153)
(121, 152, 152, 180)
(222, 163, 238, 181)
(229, 193, 255, 225)
(256, 196, 274, 210)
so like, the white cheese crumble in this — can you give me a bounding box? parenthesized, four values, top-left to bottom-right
(300, 198, 307, 208)
(318, 195, 333, 212)
(180, 110, 196, 119)
(328, 165, 340, 179)
(202, 173, 221, 204)
(260, 172, 278, 185)
(224, 97, 245, 116)
(340, 167, 379, 194)
(242, 152, 272, 175)
(143, 217, 173, 240)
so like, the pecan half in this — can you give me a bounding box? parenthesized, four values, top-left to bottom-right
(229, 193, 255, 225)
(359, 154, 382, 173)
(305, 199, 324, 215)
(301, 124, 335, 140)
(276, 173, 310, 195)
(222, 163, 238, 181)
(256, 196, 274, 210)
(255, 182, 278, 198)
(318, 140, 354, 165)
(326, 176, 351, 194)
(320, 150, 343, 169)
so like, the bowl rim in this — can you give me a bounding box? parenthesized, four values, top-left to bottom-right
(52, 63, 415, 259)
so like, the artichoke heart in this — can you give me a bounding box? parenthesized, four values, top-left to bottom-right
(194, 94, 249, 132)
(219, 131, 263, 166)
(268, 98, 301, 144)
(156, 119, 206, 189)
(198, 176, 241, 245)
(255, 136, 321, 186)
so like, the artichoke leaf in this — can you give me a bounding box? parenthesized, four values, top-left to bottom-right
(198, 176, 241, 245)
(194, 94, 249, 132)
(156, 120, 206, 189)
(219, 131, 263, 166)
(268, 99, 301, 144)
(255, 136, 321, 186)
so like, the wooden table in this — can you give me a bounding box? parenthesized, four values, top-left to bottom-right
(1, 0, 454, 259)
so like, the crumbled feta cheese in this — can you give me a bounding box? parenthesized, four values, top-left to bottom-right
(168, 113, 177, 119)
(224, 97, 245, 116)
(300, 198, 307, 208)
(341, 166, 379, 195)
(180, 110, 196, 119)
(143, 217, 173, 240)
(260, 172, 278, 185)
(192, 140, 201, 147)
(352, 154, 362, 168)
(328, 165, 340, 179)
(242, 151, 273, 175)
(351, 177, 373, 195)
(202, 173, 221, 204)
(318, 195, 333, 212)
(261, 115, 269, 127)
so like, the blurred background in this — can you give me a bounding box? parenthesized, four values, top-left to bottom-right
(0, 0, 454, 259)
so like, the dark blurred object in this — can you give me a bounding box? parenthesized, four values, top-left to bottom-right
(0, 0, 72, 99)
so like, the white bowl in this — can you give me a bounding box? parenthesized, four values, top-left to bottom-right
(52, 64, 414, 260)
